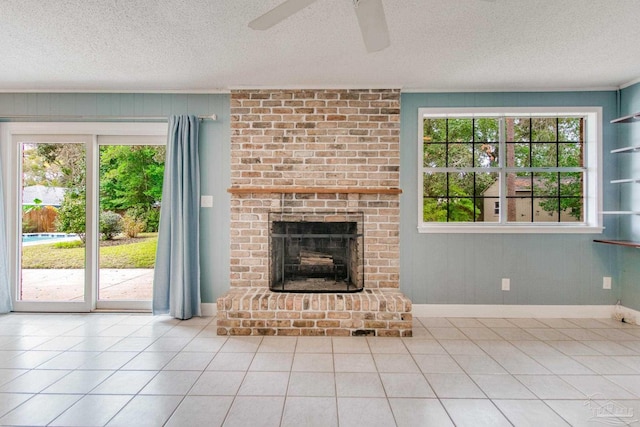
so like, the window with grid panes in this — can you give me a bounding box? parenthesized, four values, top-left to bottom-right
(418, 108, 602, 233)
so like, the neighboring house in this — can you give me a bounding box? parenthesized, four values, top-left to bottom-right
(482, 178, 579, 223)
(22, 185, 66, 207)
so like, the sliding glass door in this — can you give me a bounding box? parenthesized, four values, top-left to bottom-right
(7, 123, 167, 312)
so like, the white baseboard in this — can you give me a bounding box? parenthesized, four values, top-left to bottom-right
(201, 301, 639, 324)
(412, 304, 616, 319)
(201, 303, 217, 317)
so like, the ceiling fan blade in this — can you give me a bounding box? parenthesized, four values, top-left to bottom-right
(249, 0, 319, 30)
(354, 0, 390, 53)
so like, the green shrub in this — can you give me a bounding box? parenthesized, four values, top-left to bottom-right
(99, 211, 123, 240)
(125, 206, 160, 232)
(145, 208, 161, 232)
(123, 213, 146, 238)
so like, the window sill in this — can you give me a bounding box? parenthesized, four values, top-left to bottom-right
(417, 224, 604, 234)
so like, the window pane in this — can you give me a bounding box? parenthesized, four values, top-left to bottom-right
(559, 198, 583, 222)
(481, 198, 500, 222)
(507, 197, 532, 222)
(558, 118, 582, 142)
(448, 119, 473, 142)
(448, 143, 473, 167)
(448, 172, 474, 196)
(474, 118, 499, 142)
(534, 198, 559, 222)
(559, 172, 583, 196)
(447, 198, 477, 222)
(558, 142, 583, 167)
(476, 172, 499, 197)
(474, 143, 498, 167)
(532, 118, 557, 142)
(423, 197, 447, 222)
(533, 172, 558, 197)
(423, 118, 447, 143)
(507, 173, 532, 195)
(531, 143, 558, 167)
(424, 142, 446, 167)
(506, 118, 530, 142)
(506, 142, 530, 167)
(423, 172, 446, 197)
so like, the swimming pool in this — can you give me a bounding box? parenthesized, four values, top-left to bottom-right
(22, 233, 77, 243)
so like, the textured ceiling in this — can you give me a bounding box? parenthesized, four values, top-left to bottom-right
(0, 0, 639, 92)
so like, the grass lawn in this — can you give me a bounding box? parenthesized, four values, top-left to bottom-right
(22, 233, 158, 269)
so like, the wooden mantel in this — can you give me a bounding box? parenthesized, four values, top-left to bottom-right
(227, 187, 402, 195)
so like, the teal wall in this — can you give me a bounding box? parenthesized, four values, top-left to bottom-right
(0, 90, 635, 308)
(618, 82, 640, 310)
(0, 93, 231, 303)
(400, 92, 620, 305)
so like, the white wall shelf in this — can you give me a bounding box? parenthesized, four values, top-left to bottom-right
(611, 178, 640, 184)
(596, 113, 639, 249)
(611, 113, 640, 124)
(604, 113, 640, 217)
(611, 145, 640, 154)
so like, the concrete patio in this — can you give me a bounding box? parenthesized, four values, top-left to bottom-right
(20, 269, 153, 301)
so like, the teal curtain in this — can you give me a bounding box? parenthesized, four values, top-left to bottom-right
(0, 154, 12, 313)
(153, 115, 201, 319)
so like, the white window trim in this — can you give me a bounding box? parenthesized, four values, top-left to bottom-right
(417, 107, 603, 234)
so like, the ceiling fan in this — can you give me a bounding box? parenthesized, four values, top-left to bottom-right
(249, 0, 391, 53)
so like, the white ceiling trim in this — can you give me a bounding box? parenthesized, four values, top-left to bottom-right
(0, 83, 630, 95)
(0, 89, 231, 94)
(619, 76, 640, 90)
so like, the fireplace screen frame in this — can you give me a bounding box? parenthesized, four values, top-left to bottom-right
(268, 211, 364, 293)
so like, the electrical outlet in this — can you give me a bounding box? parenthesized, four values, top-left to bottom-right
(603, 276, 612, 290)
(501, 278, 510, 291)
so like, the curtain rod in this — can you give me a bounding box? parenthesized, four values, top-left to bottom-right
(0, 114, 217, 122)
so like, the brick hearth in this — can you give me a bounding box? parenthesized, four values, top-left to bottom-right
(217, 288, 411, 337)
(217, 89, 411, 337)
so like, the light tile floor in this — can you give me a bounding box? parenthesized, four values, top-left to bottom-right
(1, 314, 640, 426)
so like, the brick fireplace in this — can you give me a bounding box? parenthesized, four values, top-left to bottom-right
(216, 89, 412, 337)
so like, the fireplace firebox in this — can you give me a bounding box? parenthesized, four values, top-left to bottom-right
(269, 212, 364, 293)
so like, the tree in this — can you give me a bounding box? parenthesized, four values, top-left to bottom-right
(55, 189, 86, 242)
(34, 143, 86, 188)
(99, 145, 164, 231)
(423, 118, 499, 221)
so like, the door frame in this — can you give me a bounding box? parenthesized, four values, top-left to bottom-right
(1, 122, 167, 312)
